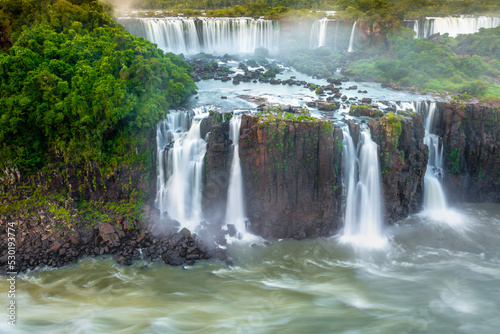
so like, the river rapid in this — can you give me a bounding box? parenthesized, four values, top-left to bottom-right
(1, 203, 499, 333)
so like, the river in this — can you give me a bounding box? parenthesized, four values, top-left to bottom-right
(1, 204, 499, 333)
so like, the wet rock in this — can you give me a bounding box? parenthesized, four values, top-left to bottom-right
(237, 114, 343, 239)
(99, 223, 120, 247)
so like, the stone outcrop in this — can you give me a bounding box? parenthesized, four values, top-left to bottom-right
(0, 128, 219, 275)
(202, 115, 233, 224)
(434, 102, 500, 202)
(369, 113, 428, 223)
(238, 115, 344, 239)
(0, 204, 219, 275)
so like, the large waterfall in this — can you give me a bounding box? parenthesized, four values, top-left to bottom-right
(155, 108, 208, 231)
(341, 126, 386, 248)
(119, 17, 280, 55)
(409, 16, 500, 38)
(225, 115, 253, 241)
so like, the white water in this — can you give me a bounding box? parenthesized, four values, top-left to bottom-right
(347, 21, 357, 53)
(419, 102, 462, 224)
(155, 108, 208, 231)
(225, 115, 253, 241)
(126, 17, 280, 55)
(421, 16, 500, 38)
(309, 18, 329, 49)
(341, 126, 386, 248)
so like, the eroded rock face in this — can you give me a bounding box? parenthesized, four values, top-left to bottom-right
(202, 116, 233, 225)
(238, 115, 344, 239)
(435, 102, 500, 202)
(369, 113, 428, 223)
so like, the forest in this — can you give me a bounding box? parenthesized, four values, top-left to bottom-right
(122, 0, 500, 17)
(0, 0, 196, 173)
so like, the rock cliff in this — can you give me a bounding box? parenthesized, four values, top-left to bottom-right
(238, 114, 344, 239)
(434, 102, 500, 202)
(369, 113, 428, 223)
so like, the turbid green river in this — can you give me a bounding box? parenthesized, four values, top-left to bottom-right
(1, 203, 500, 333)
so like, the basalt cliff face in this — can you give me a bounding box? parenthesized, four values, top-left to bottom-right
(201, 112, 429, 239)
(238, 115, 344, 239)
(434, 102, 500, 202)
(369, 113, 429, 223)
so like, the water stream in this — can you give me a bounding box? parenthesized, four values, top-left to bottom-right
(155, 108, 209, 231)
(341, 127, 386, 249)
(225, 114, 254, 241)
(347, 21, 357, 53)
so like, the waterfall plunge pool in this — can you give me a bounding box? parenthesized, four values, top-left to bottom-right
(1, 203, 499, 333)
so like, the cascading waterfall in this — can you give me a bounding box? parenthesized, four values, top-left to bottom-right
(309, 18, 329, 49)
(341, 125, 386, 248)
(420, 102, 449, 215)
(421, 16, 500, 38)
(413, 20, 419, 38)
(225, 115, 253, 241)
(119, 17, 280, 55)
(347, 21, 357, 53)
(155, 107, 208, 231)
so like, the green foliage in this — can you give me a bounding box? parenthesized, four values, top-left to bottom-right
(345, 26, 500, 99)
(0, 0, 196, 172)
(120, 1, 336, 18)
(380, 112, 402, 150)
(449, 147, 460, 173)
(282, 46, 341, 78)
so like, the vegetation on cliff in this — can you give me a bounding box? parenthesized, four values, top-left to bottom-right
(0, 0, 196, 173)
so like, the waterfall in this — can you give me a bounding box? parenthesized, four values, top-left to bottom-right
(347, 21, 357, 53)
(225, 115, 253, 241)
(155, 107, 209, 231)
(119, 17, 280, 55)
(341, 126, 386, 248)
(420, 102, 449, 215)
(413, 20, 419, 38)
(421, 16, 500, 38)
(309, 18, 329, 49)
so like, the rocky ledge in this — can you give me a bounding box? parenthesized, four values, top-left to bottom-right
(0, 153, 226, 275)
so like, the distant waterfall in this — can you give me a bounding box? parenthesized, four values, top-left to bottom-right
(224, 115, 247, 238)
(420, 16, 500, 38)
(413, 20, 419, 38)
(347, 21, 357, 53)
(309, 18, 329, 49)
(119, 17, 280, 55)
(155, 108, 208, 231)
(341, 126, 386, 248)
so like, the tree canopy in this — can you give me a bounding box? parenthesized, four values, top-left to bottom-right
(0, 0, 196, 172)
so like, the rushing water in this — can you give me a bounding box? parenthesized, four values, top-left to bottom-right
(420, 102, 454, 223)
(2, 204, 500, 333)
(118, 17, 281, 55)
(407, 16, 500, 38)
(341, 128, 386, 249)
(155, 108, 209, 231)
(347, 21, 357, 53)
(225, 114, 253, 241)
